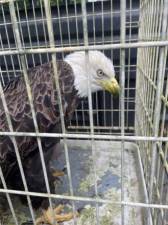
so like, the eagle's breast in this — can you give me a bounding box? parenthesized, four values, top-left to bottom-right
(0, 60, 79, 176)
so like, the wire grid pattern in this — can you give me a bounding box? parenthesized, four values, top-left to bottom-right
(0, 0, 167, 225)
(136, 0, 168, 224)
(0, 0, 137, 135)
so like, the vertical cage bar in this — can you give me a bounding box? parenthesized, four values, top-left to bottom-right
(92, 1, 100, 130)
(158, 72, 168, 224)
(0, 167, 19, 225)
(56, 0, 65, 59)
(0, 71, 36, 224)
(149, 0, 168, 201)
(154, 49, 168, 225)
(1, 4, 18, 79)
(120, 0, 126, 225)
(23, 0, 36, 67)
(31, 0, 42, 64)
(8, 1, 57, 224)
(101, 1, 106, 127)
(39, 0, 50, 62)
(81, 1, 100, 224)
(43, 2, 76, 224)
(73, 0, 79, 45)
(126, 0, 132, 129)
(0, 67, 19, 225)
(110, 0, 114, 132)
(0, 34, 10, 83)
(15, 2, 29, 69)
(65, 0, 71, 46)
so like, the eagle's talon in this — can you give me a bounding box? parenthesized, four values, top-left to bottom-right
(52, 170, 65, 178)
(35, 205, 79, 225)
(54, 204, 64, 214)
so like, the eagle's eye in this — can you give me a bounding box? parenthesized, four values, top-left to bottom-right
(97, 69, 104, 78)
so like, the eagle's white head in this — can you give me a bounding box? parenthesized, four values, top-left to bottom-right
(65, 51, 120, 97)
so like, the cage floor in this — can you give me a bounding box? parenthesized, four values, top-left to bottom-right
(0, 140, 145, 225)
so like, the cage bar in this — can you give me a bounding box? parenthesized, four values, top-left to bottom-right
(0, 0, 167, 225)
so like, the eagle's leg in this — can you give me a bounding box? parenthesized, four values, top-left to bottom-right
(36, 204, 78, 225)
(52, 170, 65, 177)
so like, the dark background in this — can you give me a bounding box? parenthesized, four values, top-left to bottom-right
(0, 0, 140, 133)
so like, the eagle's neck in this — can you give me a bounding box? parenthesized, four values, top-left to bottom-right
(64, 56, 96, 98)
(64, 58, 87, 97)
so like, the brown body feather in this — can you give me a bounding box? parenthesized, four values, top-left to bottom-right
(0, 61, 78, 208)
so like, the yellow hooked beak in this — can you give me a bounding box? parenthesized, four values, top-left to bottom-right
(99, 77, 120, 96)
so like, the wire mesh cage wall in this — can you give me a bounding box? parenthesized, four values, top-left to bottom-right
(0, 0, 138, 135)
(135, 0, 168, 224)
(0, 0, 167, 225)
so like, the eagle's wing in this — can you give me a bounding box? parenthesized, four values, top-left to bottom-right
(0, 61, 78, 177)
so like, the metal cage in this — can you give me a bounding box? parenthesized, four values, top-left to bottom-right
(0, 0, 167, 224)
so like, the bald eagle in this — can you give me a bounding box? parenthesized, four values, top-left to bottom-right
(0, 51, 119, 224)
